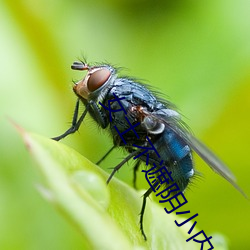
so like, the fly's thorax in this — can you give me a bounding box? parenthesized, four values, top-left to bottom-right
(141, 116, 165, 134)
(73, 64, 117, 102)
(140, 108, 180, 135)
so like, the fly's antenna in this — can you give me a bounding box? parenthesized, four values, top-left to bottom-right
(71, 61, 89, 71)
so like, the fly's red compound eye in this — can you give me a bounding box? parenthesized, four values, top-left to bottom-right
(87, 68, 111, 92)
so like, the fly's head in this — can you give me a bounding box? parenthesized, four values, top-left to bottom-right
(72, 61, 116, 101)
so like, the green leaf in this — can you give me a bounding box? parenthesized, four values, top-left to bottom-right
(19, 128, 225, 250)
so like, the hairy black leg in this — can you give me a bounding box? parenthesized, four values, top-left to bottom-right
(140, 188, 153, 240)
(133, 161, 141, 189)
(96, 145, 116, 165)
(106, 151, 138, 184)
(52, 100, 89, 141)
(89, 100, 107, 129)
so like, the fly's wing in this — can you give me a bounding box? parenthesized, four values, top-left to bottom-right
(152, 109, 248, 198)
(181, 131, 248, 198)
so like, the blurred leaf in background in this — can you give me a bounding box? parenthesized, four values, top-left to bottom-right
(0, 0, 250, 249)
(15, 129, 208, 250)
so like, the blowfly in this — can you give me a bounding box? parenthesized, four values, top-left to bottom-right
(52, 60, 246, 239)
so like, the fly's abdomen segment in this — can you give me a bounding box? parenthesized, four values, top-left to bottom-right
(160, 129, 194, 191)
(137, 128, 194, 192)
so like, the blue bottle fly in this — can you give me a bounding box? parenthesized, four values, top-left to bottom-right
(52, 60, 246, 239)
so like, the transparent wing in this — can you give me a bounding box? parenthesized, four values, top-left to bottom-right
(178, 129, 248, 197)
(150, 110, 247, 198)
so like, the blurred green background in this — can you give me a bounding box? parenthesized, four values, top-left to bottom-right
(1, 0, 250, 249)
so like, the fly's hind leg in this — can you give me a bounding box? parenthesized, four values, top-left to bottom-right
(106, 150, 138, 184)
(140, 188, 153, 240)
(96, 145, 116, 165)
(133, 161, 141, 189)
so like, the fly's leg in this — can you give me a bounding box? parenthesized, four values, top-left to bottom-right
(106, 150, 139, 184)
(96, 145, 116, 165)
(89, 100, 107, 129)
(52, 99, 89, 141)
(133, 161, 141, 189)
(140, 188, 153, 240)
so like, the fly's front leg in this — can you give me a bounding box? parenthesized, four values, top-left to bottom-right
(89, 100, 108, 129)
(52, 99, 89, 141)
